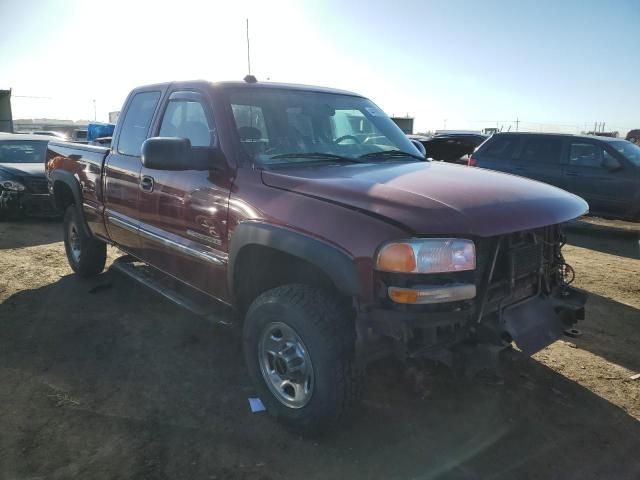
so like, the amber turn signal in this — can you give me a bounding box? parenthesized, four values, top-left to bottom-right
(376, 243, 416, 273)
(388, 285, 477, 304)
(388, 287, 419, 304)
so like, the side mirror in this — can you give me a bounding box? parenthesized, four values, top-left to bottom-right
(410, 139, 427, 157)
(142, 137, 191, 170)
(141, 137, 224, 171)
(602, 155, 622, 172)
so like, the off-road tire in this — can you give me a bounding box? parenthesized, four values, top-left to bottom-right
(243, 284, 363, 435)
(63, 205, 106, 277)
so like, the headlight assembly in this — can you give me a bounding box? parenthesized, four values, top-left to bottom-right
(0, 179, 26, 192)
(376, 238, 476, 274)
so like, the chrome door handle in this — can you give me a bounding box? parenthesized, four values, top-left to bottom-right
(140, 175, 154, 192)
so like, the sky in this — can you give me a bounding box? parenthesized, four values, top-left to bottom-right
(1, 0, 639, 134)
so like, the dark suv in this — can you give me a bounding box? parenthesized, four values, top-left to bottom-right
(470, 133, 640, 220)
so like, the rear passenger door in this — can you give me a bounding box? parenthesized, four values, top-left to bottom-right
(511, 136, 563, 187)
(104, 90, 161, 257)
(562, 140, 631, 215)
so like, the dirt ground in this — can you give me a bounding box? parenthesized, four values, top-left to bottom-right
(0, 218, 639, 480)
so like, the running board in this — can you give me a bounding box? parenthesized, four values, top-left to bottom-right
(110, 256, 234, 326)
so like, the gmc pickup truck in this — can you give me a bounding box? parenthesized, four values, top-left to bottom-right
(47, 78, 588, 433)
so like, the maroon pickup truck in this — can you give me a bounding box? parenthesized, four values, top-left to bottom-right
(47, 78, 588, 433)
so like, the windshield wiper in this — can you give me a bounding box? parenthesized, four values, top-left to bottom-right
(269, 152, 363, 163)
(359, 150, 426, 161)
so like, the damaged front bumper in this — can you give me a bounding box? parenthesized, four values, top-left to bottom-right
(365, 286, 586, 363)
(500, 287, 586, 355)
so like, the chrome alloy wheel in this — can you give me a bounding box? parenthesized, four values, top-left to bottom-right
(68, 221, 81, 263)
(258, 321, 314, 409)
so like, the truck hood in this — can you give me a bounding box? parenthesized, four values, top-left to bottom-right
(261, 161, 588, 237)
(0, 163, 45, 177)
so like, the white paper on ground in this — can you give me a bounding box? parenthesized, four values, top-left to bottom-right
(248, 397, 266, 412)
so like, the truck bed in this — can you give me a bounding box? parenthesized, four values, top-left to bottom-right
(46, 140, 111, 238)
(47, 140, 110, 167)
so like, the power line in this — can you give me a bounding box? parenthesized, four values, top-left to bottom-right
(12, 95, 53, 99)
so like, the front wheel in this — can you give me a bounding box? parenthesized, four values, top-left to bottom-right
(243, 285, 362, 435)
(63, 205, 106, 277)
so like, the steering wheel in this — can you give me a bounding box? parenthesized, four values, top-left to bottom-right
(334, 135, 362, 144)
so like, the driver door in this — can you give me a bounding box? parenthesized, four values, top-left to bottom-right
(137, 90, 231, 301)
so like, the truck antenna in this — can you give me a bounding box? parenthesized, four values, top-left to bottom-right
(243, 19, 257, 83)
(246, 18, 251, 76)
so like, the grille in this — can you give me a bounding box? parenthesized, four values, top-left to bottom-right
(509, 242, 543, 278)
(22, 177, 49, 194)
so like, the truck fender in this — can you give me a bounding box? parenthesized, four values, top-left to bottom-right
(49, 170, 92, 237)
(228, 222, 361, 298)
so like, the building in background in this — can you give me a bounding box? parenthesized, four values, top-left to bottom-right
(0, 90, 13, 132)
(391, 116, 414, 134)
(13, 118, 90, 139)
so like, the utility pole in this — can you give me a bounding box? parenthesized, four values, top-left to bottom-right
(93, 99, 96, 121)
(515, 117, 519, 132)
(246, 19, 251, 75)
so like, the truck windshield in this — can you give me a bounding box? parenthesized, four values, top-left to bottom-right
(227, 88, 421, 165)
(610, 141, 640, 167)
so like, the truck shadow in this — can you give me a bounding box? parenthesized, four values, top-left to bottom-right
(0, 218, 62, 249)
(564, 291, 640, 373)
(565, 229, 639, 260)
(0, 274, 639, 480)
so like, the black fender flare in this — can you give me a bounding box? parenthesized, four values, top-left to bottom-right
(228, 222, 361, 298)
(49, 170, 92, 237)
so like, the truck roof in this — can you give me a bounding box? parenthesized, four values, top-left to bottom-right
(132, 79, 363, 98)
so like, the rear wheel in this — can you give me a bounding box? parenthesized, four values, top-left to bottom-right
(63, 205, 106, 277)
(243, 284, 363, 435)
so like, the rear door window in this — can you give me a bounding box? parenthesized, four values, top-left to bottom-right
(481, 136, 518, 161)
(117, 91, 161, 156)
(568, 142, 603, 168)
(517, 137, 562, 164)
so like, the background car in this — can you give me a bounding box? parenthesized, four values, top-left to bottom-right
(30, 130, 68, 140)
(469, 132, 640, 220)
(409, 132, 488, 163)
(0, 133, 59, 219)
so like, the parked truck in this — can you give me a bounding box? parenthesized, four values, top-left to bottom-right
(46, 78, 588, 433)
